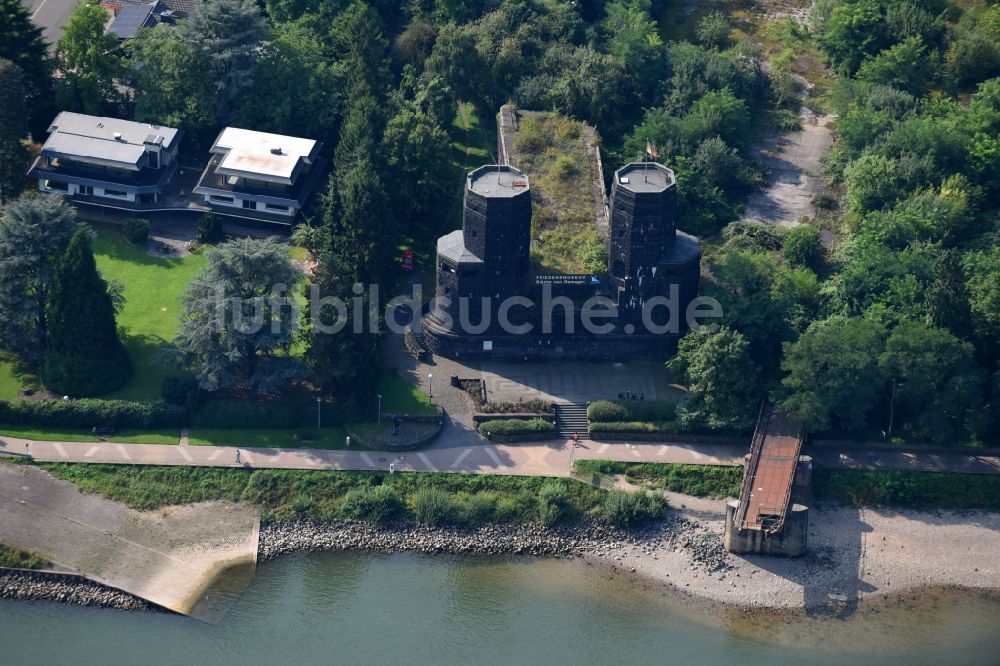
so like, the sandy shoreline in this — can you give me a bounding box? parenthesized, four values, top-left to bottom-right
(586, 501, 1000, 612)
(3, 499, 999, 614)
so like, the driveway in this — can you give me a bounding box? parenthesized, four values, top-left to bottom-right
(27, 0, 86, 51)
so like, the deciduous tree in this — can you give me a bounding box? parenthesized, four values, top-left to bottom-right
(55, 1, 122, 114)
(668, 327, 762, 431)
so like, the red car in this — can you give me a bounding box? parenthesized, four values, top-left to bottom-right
(401, 249, 414, 271)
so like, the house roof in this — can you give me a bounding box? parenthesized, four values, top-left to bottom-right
(41, 112, 181, 171)
(209, 127, 320, 185)
(103, 0, 200, 17)
(107, 2, 157, 39)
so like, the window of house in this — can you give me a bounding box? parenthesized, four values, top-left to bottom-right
(147, 151, 159, 169)
(265, 203, 290, 212)
(44, 180, 68, 191)
(79, 185, 93, 196)
(242, 199, 257, 210)
(210, 195, 235, 204)
(104, 189, 128, 198)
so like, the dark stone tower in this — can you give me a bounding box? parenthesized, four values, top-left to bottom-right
(427, 165, 531, 331)
(608, 162, 700, 328)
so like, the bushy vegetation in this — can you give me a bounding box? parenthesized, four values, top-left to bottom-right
(122, 219, 150, 245)
(813, 469, 1000, 511)
(511, 113, 606, 274)
(478, 399, 554, 415)
(587, 400, 678, 423)
(40, 464, 610, 525)
(587, 421, 678, 434)
(338, 484, 403, 524)
(0, 398, 186, 429)
(574, 460, 742, 499)
(601, 489, 666, 526)
(0, 544, 49, 570)
(477, 417, 555, 436)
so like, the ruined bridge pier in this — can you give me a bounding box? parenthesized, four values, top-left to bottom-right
(724, 404, 810, 557)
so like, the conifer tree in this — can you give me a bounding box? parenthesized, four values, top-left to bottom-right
(42, 229, 131, 395)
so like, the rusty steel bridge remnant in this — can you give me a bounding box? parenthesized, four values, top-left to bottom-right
(725, 403, 810, 557)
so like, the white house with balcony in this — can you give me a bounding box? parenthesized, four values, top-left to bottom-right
(28, 112, 181, 209)
(192, 127, 324, 225)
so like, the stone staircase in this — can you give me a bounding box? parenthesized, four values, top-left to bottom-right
(555, 403, 589, 440)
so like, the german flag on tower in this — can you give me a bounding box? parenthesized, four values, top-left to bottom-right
(645, 139, 660, 159)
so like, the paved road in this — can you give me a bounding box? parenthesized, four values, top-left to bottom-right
(27, 0, 86, 51)
(3, 436, 999, 477)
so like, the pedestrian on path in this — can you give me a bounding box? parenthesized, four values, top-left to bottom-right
(236, 449, 241, 465)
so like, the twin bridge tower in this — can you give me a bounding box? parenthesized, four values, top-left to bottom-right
(421, 162, 701, 360)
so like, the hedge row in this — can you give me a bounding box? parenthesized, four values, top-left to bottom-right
(0, 399, 186, 429)
(587, 399, 678, 423)
(588, 420, 680, 433)
(477, 417, 556, 436)
(478, 399, 554, 415)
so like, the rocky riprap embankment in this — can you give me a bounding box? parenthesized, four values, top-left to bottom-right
(0, 570, 152, 611)
(258, 517, 735, 577)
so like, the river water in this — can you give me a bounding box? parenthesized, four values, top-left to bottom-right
(2, 552, 998, 665)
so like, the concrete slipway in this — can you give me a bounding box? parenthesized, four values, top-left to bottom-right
(0, 462, 259, 617)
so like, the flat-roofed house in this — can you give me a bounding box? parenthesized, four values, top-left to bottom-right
(193, 127, 324, 225)
(28, 112, 181, 209)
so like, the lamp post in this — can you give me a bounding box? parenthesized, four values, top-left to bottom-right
(428, 373, 433, 399)
(377, 393, 382, 425)
(315, 396, 322, 429)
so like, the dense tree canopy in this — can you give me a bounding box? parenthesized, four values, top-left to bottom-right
(42, 229, 131, 396)
(0, 196, 78, 363)
(55, 1, 122, 115)
(0, 59, 30, 203)
(176, 238, 304, 394)
(668, 327, 762, 431)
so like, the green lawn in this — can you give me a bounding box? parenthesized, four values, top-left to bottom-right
(91, 225, 207, 401)
(0, 424, 181, 444)
(377, 369, 436, 415)
(0, 356, 22, 401)
(187, 426, 358, 450)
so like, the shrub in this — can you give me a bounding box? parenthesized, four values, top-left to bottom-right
(587, 400, 677, 423)
(587, 401, 631, 422)
(781, 225, 824, 271)
(461, 492, 498, 524)
(192, 399, 307, 429)
(495, 494, 534, 522)
(550, 154, 579, 180)
(537, 481, 569, 525)
(479, 399, 554, 414)
(196, 212, 224, 244)
(123, 218, 150, 244)
(338, 485, 403, 524)
(0, 398, 186, 429)
(602, 490, 666, 526)
(412, 486, 460, 525)
(161, 376, 201, 409)
(477, 417, 555, 436)
(721, 222, 785, 252)
(587, 421, 681, 433)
